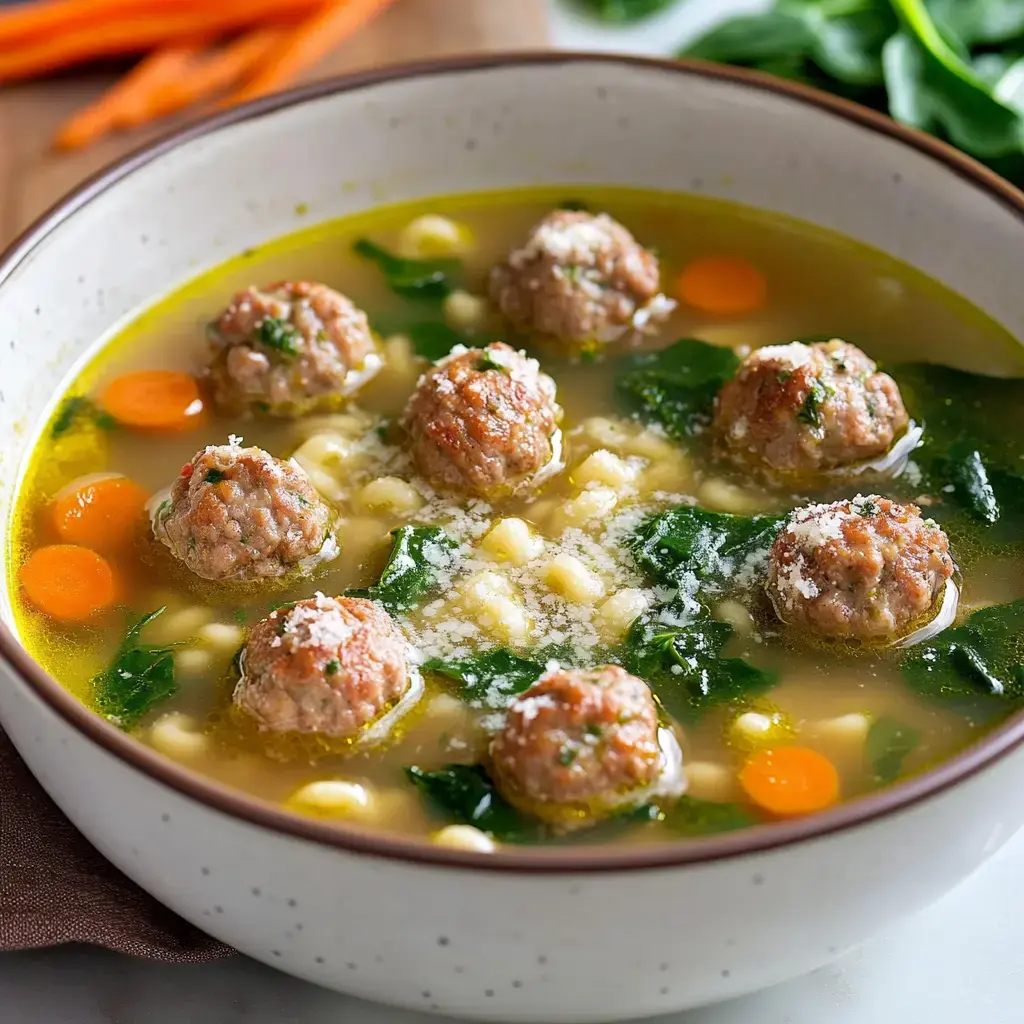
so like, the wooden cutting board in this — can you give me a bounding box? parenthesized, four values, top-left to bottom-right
(0, 0, 548, 245)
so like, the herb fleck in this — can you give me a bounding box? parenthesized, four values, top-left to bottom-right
(325, 659, 340, 676)
(205, 469, 226, 484)
(256, 317, 300, 357)
(797, 378, 832, 427)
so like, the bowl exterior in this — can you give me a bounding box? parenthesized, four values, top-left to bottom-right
(2, 56, 1024, 1022)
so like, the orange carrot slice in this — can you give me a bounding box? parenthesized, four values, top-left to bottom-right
(52, 474, 150, 553)
(226, 0, 397, 107)
(676, 256, 767, 317)
(738, 747, 840, 817)
(20, 544, 118, 622)
(98, 370, 204, 432)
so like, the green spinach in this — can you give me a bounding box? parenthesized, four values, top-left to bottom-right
(93, 609, 178, 729)
(353, 238, 460, 302)
(573, 0, 679, 22)
(50, 395, 117, 438)
(616, 338, 740, 439)
(350, 525, 457, 613)
(424, 649, 547, 709)
(865, 715, 922, 783)
(663, 795, 759, 836)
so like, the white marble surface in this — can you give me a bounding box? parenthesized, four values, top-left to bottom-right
(4, 1, 1024, 1021)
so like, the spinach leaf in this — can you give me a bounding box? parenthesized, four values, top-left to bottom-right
(50, 395, 117, 438)
(630, 506, 785, 593)
(350, 525, 457, 613)
(93, 609, 177, 730)
(901, 599, 1024, 702)
(407, 321, 465, 361)
(573, 0, 679, 22)
(424, 649, 547, 709)
(865, 715, 921, 783)
(685, 12, 817, 67)
(255, 316, 300, 357)
(623, 607, 777, 719)
(353, 238, 459, 302)
(928, 0, 1024, 47)
(405, 764, 538, 841)
(616, 338, 741, 439)
(662, 795, 759, 836)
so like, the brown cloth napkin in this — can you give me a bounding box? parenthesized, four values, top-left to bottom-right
(0, 728, 233, 961)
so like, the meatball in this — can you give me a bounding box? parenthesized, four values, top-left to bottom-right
(488, 210, 673, 346)
(205, 281, 380, 416)
(490, 665, 682, 824)
(234, 595, 411, 737)
(766, 495, 954, 641)
(714, 339, 909, 477)
(403, 342, 564, 499)
(154, 441, 333, 581)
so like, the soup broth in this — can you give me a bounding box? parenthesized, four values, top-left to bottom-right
(11, 187, 1024, 849)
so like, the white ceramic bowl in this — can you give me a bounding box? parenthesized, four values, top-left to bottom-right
(2, 54, 1024, 1024)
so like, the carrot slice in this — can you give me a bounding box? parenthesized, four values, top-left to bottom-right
(98, 370, 204, 432)
(147, 28, 284, 121)
(20, 544, 118, 622)
(739, 747, 839, 817)
(676, 256, 767, 317)
(226, 0, 397, 106)
(54, 44, 203, 151)
(52, 474, 150, 553)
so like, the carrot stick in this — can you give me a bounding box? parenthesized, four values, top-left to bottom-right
(0, 1, 321, 83)
(98, 370, 205, 432)
(52, 475, 150, 553)
(20, 544, 119, 622)
(226, 0, 397, 107)
(54, 44, 203, 152)
(146, 28, 285, 122)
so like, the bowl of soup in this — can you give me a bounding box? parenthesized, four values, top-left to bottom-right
(2, 52, 1024, 1022)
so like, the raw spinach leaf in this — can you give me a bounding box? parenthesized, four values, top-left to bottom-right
(901, 599, 1024, 701)
(50, 395, 117, 438)
(663, 795, 759, 836)
(405, 764, 538, 841)
(573, 0, 679, 22)
(865, 715, 921, 783)
(93, 609, 177, 729)
(928, 0, 1024, 47)
(350, 525, 457, 613)
(623, 607, 777, 719)
(424, 649, 547, 708)
(353, 238, 460, 302)
(616, 338, 741, 439)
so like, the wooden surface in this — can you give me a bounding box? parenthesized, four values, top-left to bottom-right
(0, 0, 548, 245)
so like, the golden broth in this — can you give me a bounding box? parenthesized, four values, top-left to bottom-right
(10, 186, 1024, 846)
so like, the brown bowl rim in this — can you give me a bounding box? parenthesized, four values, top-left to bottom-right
(2, 51, 1024, 875)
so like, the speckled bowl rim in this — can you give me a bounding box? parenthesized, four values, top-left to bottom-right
(3, 52, 1024, 875)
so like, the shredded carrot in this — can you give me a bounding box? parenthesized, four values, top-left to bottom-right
(739, 747, 840, 817)
(146, 28, 284, 121)
(676, 256, 768, 317)
(20, 544, 118, 622)
(54, 44, 203, 151)
(98, 371, 205, 432)
(0, 0, 320, 83)
(52, 475, 150, 553)
(226, 0, 397, 107)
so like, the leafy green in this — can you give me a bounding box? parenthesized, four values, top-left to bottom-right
(557, 198, 590, 211)
(407, 321, 465, 361)
(93, 609, 178, 729)
(350, 525, 457, 613)
(796, 377, 832, 427)
(256, 317, 300, 357)
(405, 764, 538, 841)
(424, 649, 547, 709)
(573, 0, 679, 22)
(865, 715, 922, 783)
(901, 599, 1024, 701)
(624, 608, 777, 719)
(616, 338, 741, 439)
(354, 238, 459, 302)
(930, 0, 1024, 46)
(50, 395, 117, 438)
(663, 795, 759, 836)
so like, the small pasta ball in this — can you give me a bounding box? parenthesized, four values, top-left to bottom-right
(697, 477, 764, 515)
(578, 416, 635, 453)
(479, 595, 532, 642)
(462, 569, 515, 602)
(623, 428, 677, 461)
(638, 452, 692, 494)
(432, 824, 496, 853)
(149, 713, 208, 759)
(727, 708, 795, 752)
(552, 486, 618, 532)
(481, 517, 544, 566)
(382, 334, 423, 381)
(544, 553, 605, 605)
(443, 290, 489, 332)
(290, 780, 374, 819)
(397, 214, 474, 258)
(141, 605, 214, 645)
(174, 648, 213, 676)
(573, 449, 636, 492)
(355, 476, 424, 515)
(196, 621, 244, 653)
(595, 588, 650, 637)
(291, 408, 374, 443)
(814, 713, 872, 747)
(684, 761, 741, 803)
(714, 599, 755, 636)
(292, 432, 357, 472)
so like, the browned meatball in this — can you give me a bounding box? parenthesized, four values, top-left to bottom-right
(714, 339, 909, 478)
(234, 595, 411, 737)
(205, 281, 380, 416)
(488, 210, 673, 346)
(402, 342, 563, 499)
(766, 495, 955, 641)
(490, 665, 681, 824)
(154, 442, 333, 581)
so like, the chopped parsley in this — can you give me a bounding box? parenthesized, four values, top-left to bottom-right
(204, 469, 226, 484)
(557, 747, 578, 766)
(50, 395, 118, 438)
(776, 369, 793, 384)
(477, 352, 507, 373)
(854, 498, 879, 517)
(325, 659, 340, 676)
(256, 317, 300, 357)
(796, 378, 832, 427)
